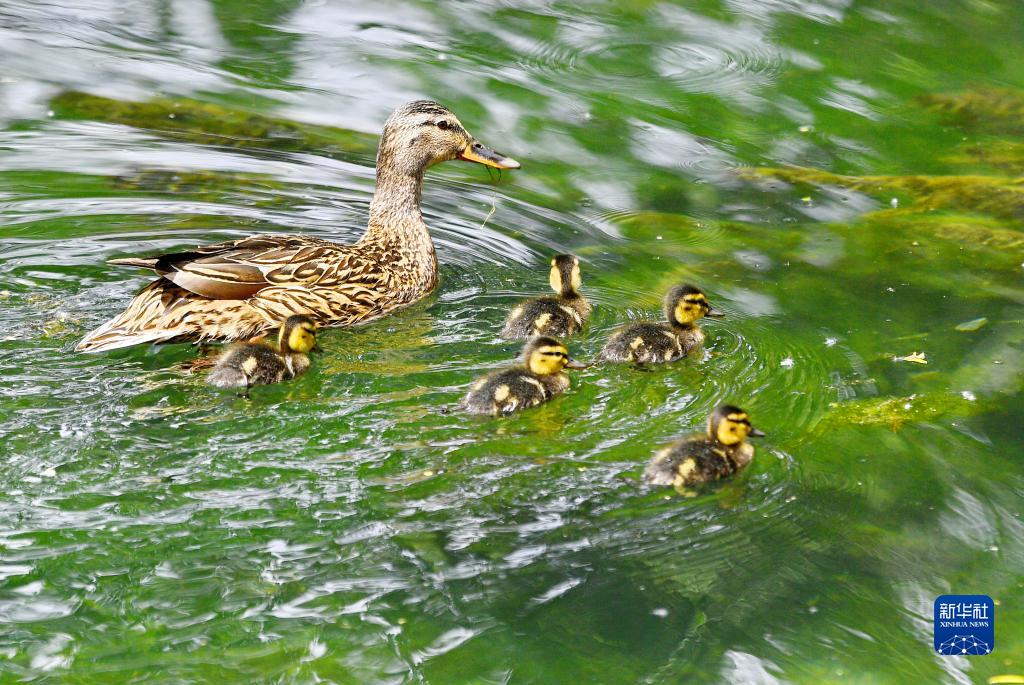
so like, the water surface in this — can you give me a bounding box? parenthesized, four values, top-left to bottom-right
(1, 0, 1023, 683)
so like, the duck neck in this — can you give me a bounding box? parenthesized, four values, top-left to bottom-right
(367, 164, 426, 236)
(558, 286, 579, 300)
(284, 353, 310, 379)
(539, 372, 570, 395)
(560, 291, 591, 317)
(363, 163, 437, 287)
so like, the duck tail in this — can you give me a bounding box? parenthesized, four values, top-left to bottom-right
(76, 317, 172, 353)
(77, 279, 194, 352)
(76, 280, 268, 353)
(107, 257, 161, 270)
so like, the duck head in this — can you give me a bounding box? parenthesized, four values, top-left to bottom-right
(522, 336, 586, 375)
(706, 404, 765, 446)
(665, 284, 724, 326)
(279, 315, 319, 354)
(548, 254, 582, 298)
(378, 100, 520, 177)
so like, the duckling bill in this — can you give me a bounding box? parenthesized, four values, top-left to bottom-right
(209, 315, 319, 389)
(462, 336, 585, 416)
(501, 254, 591, 339)
(643, 404, 765, 489)
(599, 284, 723, 364)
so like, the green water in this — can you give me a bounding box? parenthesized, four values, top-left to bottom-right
(1, 0, 1023, 682)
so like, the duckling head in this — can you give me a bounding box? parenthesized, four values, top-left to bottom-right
(378, 100, 520, 177)
(707, 404, 765, 446)
(665, 284, 724, 326)
(522, 336, 586, 375)
(279, 315, 319, 354)
(548, 254, 582, 298)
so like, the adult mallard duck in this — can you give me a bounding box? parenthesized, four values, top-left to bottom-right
(77, 101, 519, 352)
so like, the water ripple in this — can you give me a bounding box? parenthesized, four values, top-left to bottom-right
(0, 0, 1020, 682)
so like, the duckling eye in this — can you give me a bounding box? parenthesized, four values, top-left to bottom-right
(435, 120, 450, 130)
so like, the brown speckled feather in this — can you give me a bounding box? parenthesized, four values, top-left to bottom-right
(77, 99, 516, 353)
(77, 233, 428, 351)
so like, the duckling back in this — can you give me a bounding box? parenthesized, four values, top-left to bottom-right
(464, 364, 575, 415)
(599, 322, 687, 364)
(463, 336, 581, 416)
(601, 283, 721, 364)
(643, 436, 753, 487)
(462, 368, 554, 415)
(502, 254, 589, 340)
(501, 297, 587, 339)
(209, 343, 291, 388)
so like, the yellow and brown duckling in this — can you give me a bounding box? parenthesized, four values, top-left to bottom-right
(501, 254, 591, 339)
(209, 315, 319, 389)
(643, 404, 765, 489)
(462, 336, 585, 416)
(598, 284, 723, 364)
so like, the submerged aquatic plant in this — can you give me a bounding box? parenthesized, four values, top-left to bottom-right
(741, 88, 1024, 249)
(917, 88, 1024, 134)
(822, 392, 987, 431)
(944, 140, 1024, 174)
(738, 165, 1024, 222)
(50, 91, 378, 159)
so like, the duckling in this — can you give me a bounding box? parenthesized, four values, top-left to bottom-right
(643, 404, 765, 488)
(208, 315, 319, 390)
(501, 254, 591, 339)
(462, 336, 585, 415)
(598, 284, 723, 364)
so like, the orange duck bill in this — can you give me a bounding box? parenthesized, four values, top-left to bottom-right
(458, 140, 520, 169)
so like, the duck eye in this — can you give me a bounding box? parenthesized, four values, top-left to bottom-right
(435, 120, 450, 130)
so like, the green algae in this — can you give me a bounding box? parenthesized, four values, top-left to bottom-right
(739, 165, 1024, 221)
(917, 88, 1024, 134)
(613, 210, 805, 251)
(110, 169, 295, 209)
(869, 212, 1024, 253)
(944, 140, 1024, 173)
(822, 392, 987, 431)
(50, 91, 378, 159)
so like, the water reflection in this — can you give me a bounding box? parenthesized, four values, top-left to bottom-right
(1, 0, 1023, 682)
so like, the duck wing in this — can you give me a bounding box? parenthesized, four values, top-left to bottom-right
(79, 235, 387, 352)
(107, 234, 348, 300)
